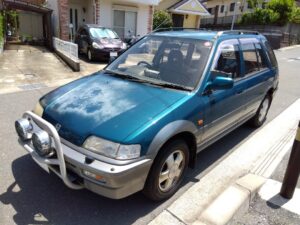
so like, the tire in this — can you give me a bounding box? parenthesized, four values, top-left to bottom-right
(87, 49, 93, 61)
(249, 95, 271, 128)
(143, 139, 189, 201)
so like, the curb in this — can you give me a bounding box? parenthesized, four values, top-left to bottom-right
(277, 45, 300, 51)
(197, 174, 265, 225)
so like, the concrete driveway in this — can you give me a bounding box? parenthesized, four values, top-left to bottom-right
(0, 45, 106, 94)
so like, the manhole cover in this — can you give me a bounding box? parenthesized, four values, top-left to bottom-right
(18, 83, 47, 90)
(24, 73, 36, 79)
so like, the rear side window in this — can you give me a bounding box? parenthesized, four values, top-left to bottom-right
(264, 41, 278, 68)
(241, 43, 259, 75)
(254, 43, 268, 70)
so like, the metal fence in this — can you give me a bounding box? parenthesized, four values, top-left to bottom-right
(53, 37, 78, 60)
(201, 15, 243, 26)
(200, 23, 300, 49)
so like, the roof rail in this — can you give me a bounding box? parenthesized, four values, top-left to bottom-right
(152, 27, 208, 33)
(217, 30, 260, 36)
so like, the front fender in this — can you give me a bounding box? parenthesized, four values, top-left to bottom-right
(146, 120, 198, 158)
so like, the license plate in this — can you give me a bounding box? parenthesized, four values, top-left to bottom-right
(110, 52, 118, 57)
(33, 157, 50, 173)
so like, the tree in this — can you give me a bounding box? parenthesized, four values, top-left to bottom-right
(153, 10, 173, 30)
(267, 0, 294, 25)
(290, 6, 300, 23)
(247, 0, 264, 8)
(240, 0, 296, 25)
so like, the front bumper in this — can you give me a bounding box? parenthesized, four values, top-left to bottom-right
(17, 111, 152, 199)
(91, 48, 124, 59)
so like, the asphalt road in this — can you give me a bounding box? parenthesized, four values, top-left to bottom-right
(234, 149, 300, 225)
(0, 47, 300, 225)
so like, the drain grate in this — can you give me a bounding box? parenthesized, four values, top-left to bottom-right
(18, 83, 47, 90)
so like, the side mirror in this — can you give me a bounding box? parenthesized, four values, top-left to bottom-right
(205, 76, 234, 94)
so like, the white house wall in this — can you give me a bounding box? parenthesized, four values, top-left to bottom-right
(99, 0, 150, 37)
(46, 0, 60, 37)
(204, 0, 254, 18)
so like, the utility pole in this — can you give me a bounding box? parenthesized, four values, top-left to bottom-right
(231, 0, 240, 30)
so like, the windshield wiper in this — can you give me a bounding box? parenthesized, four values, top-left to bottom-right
(104, 69, 192, 91)
(104, 69, 143, 81)
(153, 82, 193, 91)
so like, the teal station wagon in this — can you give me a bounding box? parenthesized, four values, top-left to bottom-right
(15, 29, 278, 201)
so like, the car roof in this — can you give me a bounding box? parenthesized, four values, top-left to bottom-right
(150, 29, 265, 42)
(151, 30, 218, 41)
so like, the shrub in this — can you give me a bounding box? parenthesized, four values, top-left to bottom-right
(240, 0, 294, 25)
(153, 10, 173, 30)
(290, 6, 300, 24)
(267, 0, 294, 25)
(239, 8, 280, 25)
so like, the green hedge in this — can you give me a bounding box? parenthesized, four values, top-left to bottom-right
(240, 0, 300, 25)
(290, 7, 300, 23)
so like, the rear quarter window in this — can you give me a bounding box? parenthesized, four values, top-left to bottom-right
(254, 43, 268, 70)
(241, 43, 259, 75)
(263, 41, 277, 68)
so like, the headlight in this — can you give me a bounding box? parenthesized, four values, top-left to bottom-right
(32, 130, 53, 157)
(15, 118, 33, 141)
(33, 101, 44, 117)
(92, 42, 104, 49)
(121, 42, 127, 50)
(83, 136, 141, 160)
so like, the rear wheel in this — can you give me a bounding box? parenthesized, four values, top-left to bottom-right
(143, 139, 189, 201)
(249, 95, 271, 127)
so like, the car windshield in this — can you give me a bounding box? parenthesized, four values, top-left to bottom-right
(106, 35, 212, 90)
(89, 28, 119, 39)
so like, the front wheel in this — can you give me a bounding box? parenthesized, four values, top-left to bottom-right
(249, 95, 271, 127)
(87, 49, 93, 61)
(143, 139, 189, 201)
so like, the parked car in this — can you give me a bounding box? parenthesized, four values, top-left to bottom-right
(75, 24, 127, 61)
(15, 29, 278, 201)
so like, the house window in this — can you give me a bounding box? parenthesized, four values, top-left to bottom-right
(113, 9, 137, 40)
(220, 5, 225, 13)
(247, 2, 253, 9)
(230, 3, 235, 12)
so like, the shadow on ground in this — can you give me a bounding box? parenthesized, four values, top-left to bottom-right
(0, 124, 255, 225)
(79, 54, 109, 64)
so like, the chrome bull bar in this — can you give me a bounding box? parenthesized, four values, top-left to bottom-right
(22, 111, 83, 190)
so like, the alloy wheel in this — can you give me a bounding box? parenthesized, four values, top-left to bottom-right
(258, 97, 270, 123)
(158, 150, 185, 192)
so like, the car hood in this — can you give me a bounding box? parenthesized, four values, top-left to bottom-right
(41, 72, 186, 146)
(95, 38, 123, 48)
